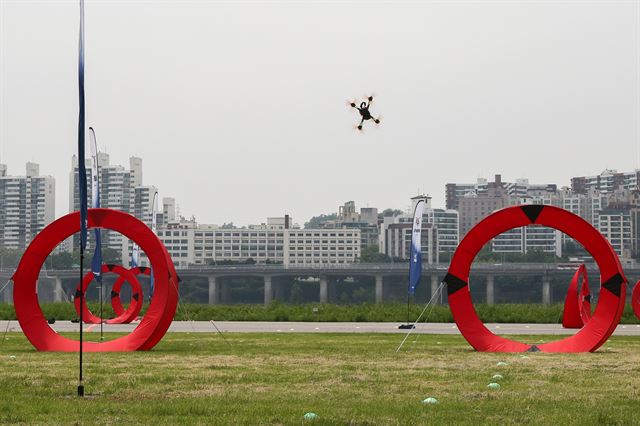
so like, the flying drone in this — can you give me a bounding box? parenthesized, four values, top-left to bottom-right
(350, 95, 381, 131)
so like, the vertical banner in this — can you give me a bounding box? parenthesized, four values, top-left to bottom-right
(89, 128, 101, 275)
(131, 243, 139, 268)
(149, 191, 158, 298)
(408, 199, 425, 295)
(77, 0, 87, 251)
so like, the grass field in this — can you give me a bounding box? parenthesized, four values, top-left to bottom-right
(1, 332, 640, 425)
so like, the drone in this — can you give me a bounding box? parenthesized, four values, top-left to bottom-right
(349, 95, 381, 131)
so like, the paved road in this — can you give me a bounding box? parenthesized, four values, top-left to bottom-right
(2, 321, 640, 335)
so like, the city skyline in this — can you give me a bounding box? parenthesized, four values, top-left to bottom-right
(2, 157, 640, 227)
(2, 1, 638, 226)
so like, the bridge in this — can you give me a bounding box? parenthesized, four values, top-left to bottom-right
(2, 263, 639, 306)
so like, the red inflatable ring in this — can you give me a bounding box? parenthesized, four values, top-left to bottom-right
(444, 205, 626, 353)
(12, 209, 178, 352)
(561, 264, 592, 329)
(107, 266, 149, 324)
(72, 264, 143, 325)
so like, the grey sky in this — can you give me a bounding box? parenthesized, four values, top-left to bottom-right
(1, 0, 638, 226)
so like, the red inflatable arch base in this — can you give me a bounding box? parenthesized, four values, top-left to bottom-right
(73, 264, 144, 325)
(12, 208, 178, 352)
(444, 205, 626, 353)
(561, 264, 592, 329)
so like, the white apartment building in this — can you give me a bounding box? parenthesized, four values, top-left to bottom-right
(379, 195, 459, 262)
(158, 197, 176, 227)
(0, 163, 55, 250)
(559, 188, 607, 225)
(284, 228, 360, 266)
(69, 154, 172, 260)
(596, 209, 633, 256)
(379, 219, 438, 263)
(133, 186, 158, 226)
(134, 216, 361, 268)
(492, 226, 562, 256)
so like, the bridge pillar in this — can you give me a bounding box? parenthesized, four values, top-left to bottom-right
(319, 275, 328, 304)
(542, 275, 551, 305)
(375, 275, 384, 303)
(486, 275, 495, 305)
(264, 275, 273, 306)
(208, 275, 219, 304)
(274, 280, 285, 301)
(221, 281, 231, 304)
(53, 277, 64, 302)
(431, 275, 440, 305)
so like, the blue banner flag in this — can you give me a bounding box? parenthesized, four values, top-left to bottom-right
(149, 191, 158, 298)
(89, 127, 101, 275)
(77, 0, 87, 251)
(408, 199, 426, 295)
(131, 244, 139, 268)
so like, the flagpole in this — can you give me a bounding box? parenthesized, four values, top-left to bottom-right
(78, 250, 84, 397)
(89, 127, 102, 340)
(98, 264, 103, 340)
(77, 0, 86, 398)
(399, 198, 425, 330)
(149, 190, 158, 300)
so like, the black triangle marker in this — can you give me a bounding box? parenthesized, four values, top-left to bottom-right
(521, 205, 545, 223)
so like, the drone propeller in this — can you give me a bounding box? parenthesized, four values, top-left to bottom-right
(374, 115, 382, 127)
(346, 99, 357, 108)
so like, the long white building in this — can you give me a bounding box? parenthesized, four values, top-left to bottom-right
(134, 216, 361, 268)
(0, 163, 55, 250)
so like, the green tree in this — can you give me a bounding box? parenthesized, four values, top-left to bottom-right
(359, 245, 391, 263)
(378, 208, 403, 219)
(0, 248, 23, 270)
(304, 213, 338, 229)
(289, 283, 304, 304)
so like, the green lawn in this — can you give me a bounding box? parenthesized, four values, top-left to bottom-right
(1, 332, 639, 425)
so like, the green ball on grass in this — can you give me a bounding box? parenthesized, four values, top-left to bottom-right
(303, 412, 318, 421)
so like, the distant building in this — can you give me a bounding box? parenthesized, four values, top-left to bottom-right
(132, 186, 158, 226)
(596, 208, 633, 256)
(492, 197, 562, 256)
(141, 215, 361, 268)
(571, 169, 640, 194)
(322, 201, 378, 250)
(0, 163, 55, 250)
(379, 195, 459, 262)
(69, 154, 173, 261)
(159, 197, 176, 227)
(446, 174, 556, 210)
(558, 188, 607, 225)
(457, 175, 509, 238)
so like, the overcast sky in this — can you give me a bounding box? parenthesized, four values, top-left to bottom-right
(1, 0, 639, 226)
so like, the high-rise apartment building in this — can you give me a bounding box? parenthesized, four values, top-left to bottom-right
(0, 163, 55, 250)
(571, 169, 640, 194)
(69, 154, 170, 260)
